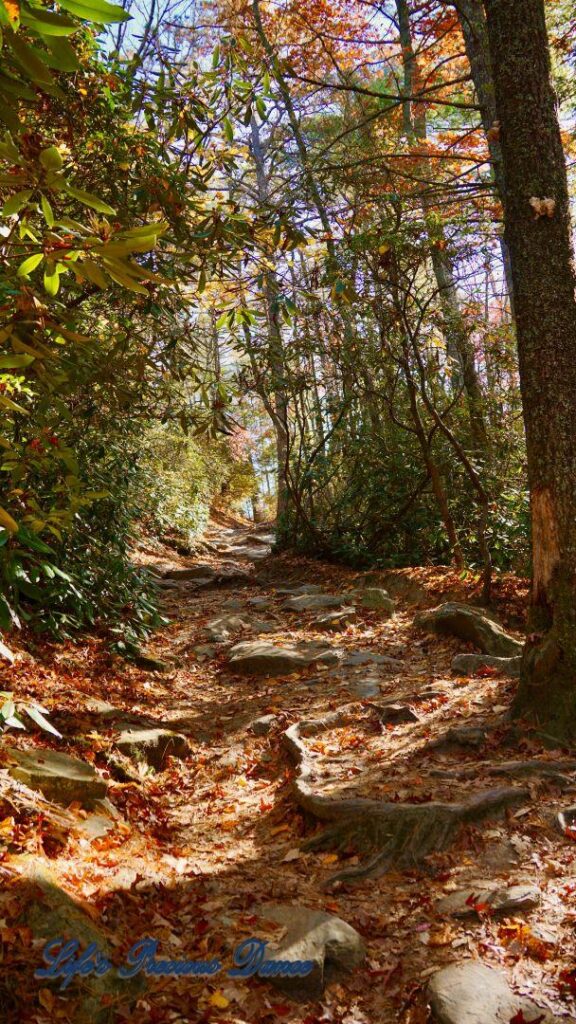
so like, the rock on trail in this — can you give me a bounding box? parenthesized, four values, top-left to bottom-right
(416, 602, 523, 657)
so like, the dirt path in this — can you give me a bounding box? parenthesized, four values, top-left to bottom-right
(1, 521, 575, 1022)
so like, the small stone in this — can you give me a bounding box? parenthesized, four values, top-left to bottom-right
(258, 905, 365, 999)
(248, 596, 272, 609)
(314, 607, 357, 631)
(131, 651, 173, 673)
(377, 702, 420, 724)
(204, 614, 251, 642)
(437, 884, 540, 918)
(7, 749, 107, 807)
(352, 588, 395, 615)
(250, 714, 278, 736)
(276, 584, 323, 595)
(284, 593, 350, 611)
(116, 728, 190, 769)
(451, 653, 522, 677)
(351, 679, 381, 698)
(416, 603, 522, 658)
(342, 650, 403, 670)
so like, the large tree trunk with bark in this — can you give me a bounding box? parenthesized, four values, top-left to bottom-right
(483, 0, 576, 739)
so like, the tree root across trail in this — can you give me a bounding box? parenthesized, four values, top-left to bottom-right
(283, 710, 530, 885)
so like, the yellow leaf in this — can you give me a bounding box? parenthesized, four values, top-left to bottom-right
(209, 991, 230, 1009)
(0, 507, 18, 533)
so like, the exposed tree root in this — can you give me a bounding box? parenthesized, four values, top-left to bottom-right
(283, 716, 529, 885)
(430, 759, 576, 786)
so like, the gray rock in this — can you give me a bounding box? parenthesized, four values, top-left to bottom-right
(451, 653, 522, 677)
(7, 749, 107, 807)
(342, 650, 403, 670)
(437, 883, 540, 918)
(351, 679, 381, 698)
(248, 596, 272, 609)
(228, 641, 340, 676)
(415, 602, 523, 658)
(428, 961, 561, 1024)
(259, 905, 365, 999)
(284, 593, 350, 612)
(250, 714, 278, 736)
(131, 651, 173, 673)
(276, 584, 324, 595)
(205, 614, 252, 642)
(116, 728, 190, 769)
(19, 861, 144, 1022)
(222, 598, 244, 610)
(314, 607, 357, 632)
(376, 702, 420, 724)
(161, 564, 216, 580)
(352, 588, 395, 615)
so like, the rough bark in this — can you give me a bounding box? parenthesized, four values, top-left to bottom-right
(483, 0, 576, 739)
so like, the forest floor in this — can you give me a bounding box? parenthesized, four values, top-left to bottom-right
(1, 517, 576, 1023)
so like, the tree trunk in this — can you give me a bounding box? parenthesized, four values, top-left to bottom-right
(455, 0, 514, 306)
(483, 0, 576, 738)
(249, 117, 290, 523)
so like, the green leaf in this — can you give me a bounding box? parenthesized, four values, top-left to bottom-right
(17, 252, 44, 276)
(0, 353, 35, 367)
(1, 698, 15, 720)
(223, 117, 234, 142)
(39, 145, 63, 170)
(20, 7, 77, 35)
(9, 33, 56, 87)
(2, 188, 32, 216)
(40, 193, 54, 226)
(65, 184, 115, 215)
(58, 0, 130, 23)
(44, 36, 81, 71)
(43, 261, 60, 296)
(25, 704, 62, 738)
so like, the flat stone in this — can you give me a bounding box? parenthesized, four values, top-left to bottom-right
(116, 728, 190, 769)
(228, 641, 340, 676)
(276, 584, 324, 595)
(437, 884, 540, 918)
(351, 679, 381, 698)
(314, 607, 357, 631)
(131, 651, 173, 673)
(19, 859, 144, 1022)
(250, 714, 278, 736)
(222, 598, 244, 610)
(451, 653, 522, 677)
(342, 650, 403, 670)
(7, 749, 107, 807)
(161, 564, 216, 580)
(428, 961, 561, 1024)
(416, 603, 523, 658)
(377, 702, 420, 724)
(258, 904, 365, 999)
(284, 593, 351, 612)
(352, 588, 395, 615)
(248, 596, 272, 609)
(205, 614, 252, 642)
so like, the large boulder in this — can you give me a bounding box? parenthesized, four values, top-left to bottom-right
(6, 749, 107, 807)
(415, 603, 522, 657)
(115, 728, 190, 769)
(428, 961, 561, 1024)
(257, 905, 365, 999)
(228, 641, 339, 676)
(19, 860, 144, 1022)
(451, 653, 522, 677)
